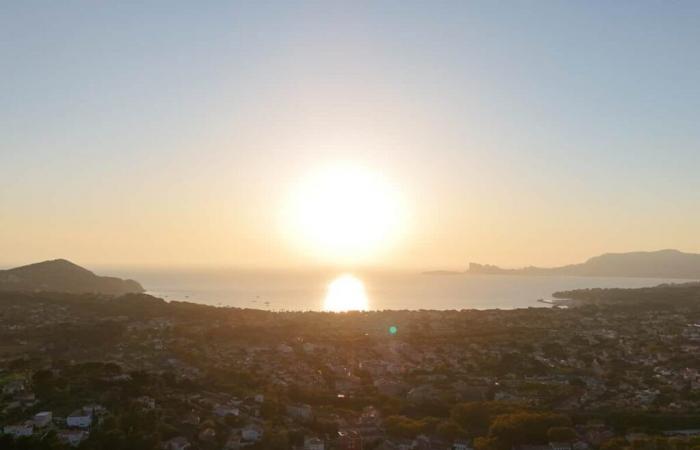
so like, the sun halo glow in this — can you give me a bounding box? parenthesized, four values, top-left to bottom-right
(287, 164, 404, 263)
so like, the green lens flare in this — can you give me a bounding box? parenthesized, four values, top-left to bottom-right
(389, 326, 398, 335)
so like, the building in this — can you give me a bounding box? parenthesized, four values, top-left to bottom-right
(214, 404, 240, 417)
(82, 404, 105, 415)
(454, 439, 473, 450)
(33, 411, 53, 428)
(137, 396, 156, 409)
(2, 380, 25, 395)
(242, 424, 263, 442)
(58, 430, 88, 447)
(337, 430, 363, 450)
(550, 443, 573, 450)
(163, 436, 191, 450)
(198, 427, 216, 442)
(287, 403, 313, 421)
(67, 409, 92, 428)
(224, 433, 241, 450)
(3, 422, 33, 438)
(305, 436, 325, 450)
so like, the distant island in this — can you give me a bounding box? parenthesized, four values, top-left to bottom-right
(0, 259, 144, 295)
(427, 249, 700, 279)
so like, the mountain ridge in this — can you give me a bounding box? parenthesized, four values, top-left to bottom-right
(428, 249, 700, 279)
(0, 259, 144, 295)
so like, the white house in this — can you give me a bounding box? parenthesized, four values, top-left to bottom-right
(3, 422, 33, 437)
(67, 409, 92, 428)
(33, 411, 53, 428)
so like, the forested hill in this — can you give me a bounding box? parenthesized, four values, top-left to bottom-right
(552, 281, 700, 306)
(0, 259, 143, 295)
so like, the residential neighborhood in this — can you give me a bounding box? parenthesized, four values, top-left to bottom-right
(2, 291, 700, 449)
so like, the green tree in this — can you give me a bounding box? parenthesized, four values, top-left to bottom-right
(547, 426, 577, 443)
(489, 412, 570, 448)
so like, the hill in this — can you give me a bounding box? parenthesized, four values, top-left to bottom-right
(552, 281, 700, 306)
(0, 259, 144, 295)
(466, 249, 700, 279)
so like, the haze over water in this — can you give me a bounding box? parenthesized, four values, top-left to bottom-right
(111, 268, 688, 311)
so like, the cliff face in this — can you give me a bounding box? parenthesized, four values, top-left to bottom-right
(468, 250, 700, 279)
(0, 259, 144, 295)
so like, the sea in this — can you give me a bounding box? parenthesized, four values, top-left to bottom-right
(107, 268, 692, 311)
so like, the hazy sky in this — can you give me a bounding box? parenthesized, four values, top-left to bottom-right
(2, 1, 699, 269)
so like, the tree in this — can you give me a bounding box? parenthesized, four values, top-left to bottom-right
(436, 420, 468, 440)
(547, 426, 577, 443)
(451, 401, 517, 433)
(475, 436, 504, 450)
(489, 412, 570, 448)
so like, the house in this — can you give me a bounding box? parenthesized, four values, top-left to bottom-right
(374, 378, 408, 396)
(3, 422, 33, 437)
(277, 344, 294, 354)
(224, 433, 241, 449)
(58, 430, 88, 447)
(305, 436, 325, 450)
(163, 436, 191, 450)
(454, 439, 473, 450)
(242, 424, 263, 442)
(663, 430, 700, 437)
(550, 442, 573, 450)
(513, 444, 552, 450)
(378, 438, 413, 450)
(407, 384, 441, 403)
(413, 435, 452, 450)
(214, 404, 240, 417)
(67, 409, 92, 428)
(16, 392, 37, 408)
(33, 411, 53, 428)
(82, 404, 106, 415)
(199, 427, 216, 442)
(137, 396, 156, 409)
(2, 380, 25, 395)
(337, 430, 363, 450)
(513, 445, 551, 450)
(287, 403, 313, 421)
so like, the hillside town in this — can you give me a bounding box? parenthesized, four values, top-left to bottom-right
(2, 291, 700, 450)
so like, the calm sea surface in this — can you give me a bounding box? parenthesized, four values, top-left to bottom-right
(108, 268, 693, 311)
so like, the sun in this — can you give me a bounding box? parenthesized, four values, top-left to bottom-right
(286, 164, 404, 263)
(323, 274, 369, 312)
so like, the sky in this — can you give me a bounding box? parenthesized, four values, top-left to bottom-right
(1, 1, 699, 270)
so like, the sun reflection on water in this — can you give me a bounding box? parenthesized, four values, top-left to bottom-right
(323, 274, 369, 312)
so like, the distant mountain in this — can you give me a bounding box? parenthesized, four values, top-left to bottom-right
(0, 259, 144, 295)
(466, 250, 700, 279)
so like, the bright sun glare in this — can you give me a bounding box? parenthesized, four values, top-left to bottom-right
(323, 274, 369, 312)
(287, 164, 404, 263)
